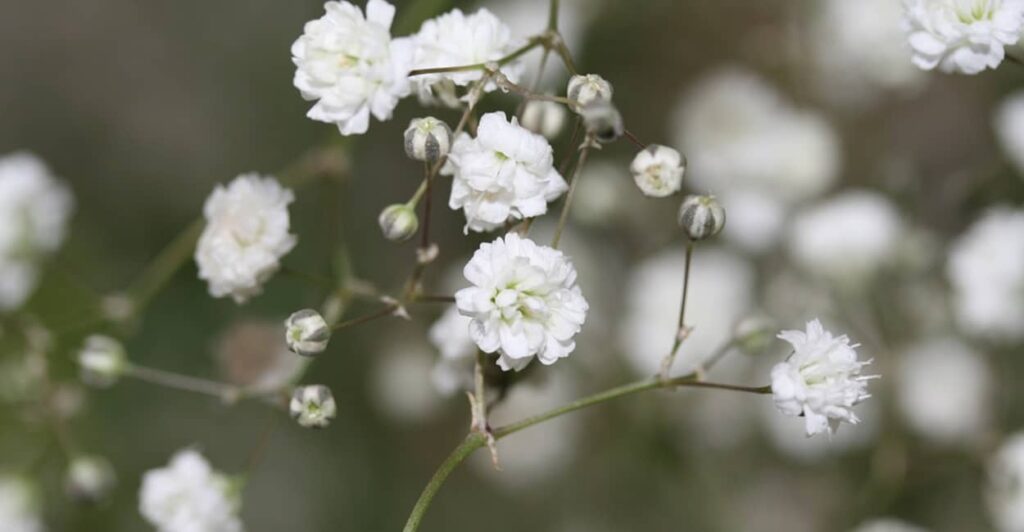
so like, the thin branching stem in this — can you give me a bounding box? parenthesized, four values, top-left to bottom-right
(408, 38, 543, 77)
(330, 303, 399, 331)
(660, 241, 695, 379)
(551, 137, 593, 249)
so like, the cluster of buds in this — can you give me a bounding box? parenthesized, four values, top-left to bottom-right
(289, 384, 337, 428)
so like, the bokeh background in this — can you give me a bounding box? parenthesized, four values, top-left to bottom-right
(2, 0, 1024, 530)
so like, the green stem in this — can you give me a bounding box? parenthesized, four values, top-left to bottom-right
(401, 434, 486, 532)
(660, 241, 695, 378)
(126, 364, 239, 399)
(125, 219, 204, 312)
(408, 38, 543, 77)
(548, 0, 560, 30)
(330, 303, 399, 331)
(551, 140, 591, 249)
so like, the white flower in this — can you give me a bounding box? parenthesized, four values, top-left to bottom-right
(771, 319, 875, 437)
(444, 112, 567, 232)
(520, 99, 568, 140)
(788, 190, 903, 282)
(902, 0, 1024, 74)
(988, 433, 1024, 532)
(455, 232, 588, 371)
(289, 384, 337, 428)
(567, 74, 614, 107)
(139, 449, 242, 532)
(995, 91, 1024, 176)
(76, 335, 128, 388)
(0, 476, 43, 532)
(629, 145, 685, 198)
(195, 174, 296, 304)
(285, 309, 331, 357)
(0, 152, 73, 311)
(947, 207, 1024, 341)
(896, 338, 991, 445)
(429, 306, 476, 361)
(411, 8, 521, 96)
(484, 0, 595, 85)
(65, 455, 116, 503)
(850, 518, 930, 532)
(292, 0, 412, 135)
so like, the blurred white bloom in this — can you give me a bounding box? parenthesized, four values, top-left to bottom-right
(902, 0, 1024, 75)
(195, 174, 296, 304)
(771, 319, 875, 437)
(411, 8, 521, 96)
(289, 385, 337, 428)
(428, 307, 476, 395)
(897, 338, 991, 445)
(444, 112, 567, 232)
(217, 320, 307, 392)
(76, 335, 127, 388)
(629, 145, 685, 198)
(850, 517, 930, 532)
(568, 161, 632, 227)
(718, 190, 786, 253)
(65, 455, 116, 503)
(520, 99, 567, 140)
(371, 341, 444, 421)
(456, 232, 588, 371)
(292, 0, 412, 135)
(620, 247, 754, 376)
(947, 207, 1024, 341)
(761, 383, 880, 461)
(139, 449, 242, 532)
(0, 152, 73, 311)
(988, 433, 1024, 532)
(567, 74, 614, 107)
(485, 0, 595, 85)
(995, 92, 1024, 175)
(788, 190, 903, 282)
(0, 477, 42, 532)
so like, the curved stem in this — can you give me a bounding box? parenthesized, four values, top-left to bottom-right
(401, 434, 485, 532)
(550, 138, 591, 249)
(408, 38, 542, 77)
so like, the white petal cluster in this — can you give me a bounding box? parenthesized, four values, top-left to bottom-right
(896, 338, 991, 445)
(771, 319, 875, 437)
(455, 232, 588, 371)
(947, 207, 1024, 341)
(902, 0, 1024, 75)
(0, 476, 43, 532)
(292, 0, 411, 135)
(629, 145, 685, 198)
(195, 174, 296, 304)
(139, 449, 242, 532)
(0, 152, 73, 311)
(670, 68, 839, 252)
(411, 8, 521, 96)
(444, 112, 567, 232)
(995, 91, 1024, 176)
(988, 433, 1024, 532)
(788, 190, 903, 282)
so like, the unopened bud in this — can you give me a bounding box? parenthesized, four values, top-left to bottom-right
(404, 117, 452, 163)
(65, 455, 116, 503)
(630, 145, 686, 197)
(579, 102, 623, 144)
(520, 100, 567, 139)
(76, 335, 127, 388)
(567, 74, 613, 107)
(678, 195, 726, 241)
(285, 309, 330, 357)
(290, 384, 337, 428)
(378, 204, 419, 242)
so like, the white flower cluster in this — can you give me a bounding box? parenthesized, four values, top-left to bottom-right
(0, 476, 43, 532)
(195, 174, 296, 304)
(0, 152, 73, 311)
(139, 449, 242, 532)
(455, 232, 588, 371)
(995, 91, 1024, 176)
(902, 0, 1024, 75)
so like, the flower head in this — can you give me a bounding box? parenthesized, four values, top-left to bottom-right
(567, 74, 613, 107)
(65, 455, 116, 503)
(290, 384, 337, 428)
(292, 0, 412, 135)
(770, 319, 875, 437)
(285, 309, 331, 357)
(455, 232, 588, 371)
(139, 449, 242, 532)
(902, 0, 1024, 74)
(195, 174, 296, 304)
(630, 145, 686, 198)
(444, 112, 567, 232)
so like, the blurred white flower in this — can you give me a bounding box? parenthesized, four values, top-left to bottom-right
(718, 190, 786, 253)
(195, 174, 296, 304)
(988, 433, 1024, 532)
(897, 338, 992, 445)
(411, 8, 521, 96)
(0, 476, 42, 532)
(217, 320, 307, 392)
(771, 319, 875, 437)
(629, 145, 685, 198)
(788, 190, 903, 282)
(484, 0, 596, 85)
(902, 0, 1024, 75)
(371, 341, 444, 422)
(994, 92, 1024, 176)
(620, 247, 754, 376)
(455, 232, 588, 371)
(850, 517, 930, 532)
(947, 207, 1024, 341)
(289, 384, 337, 428)
(292, 0, 412, 135)
(0, 152, 73, 311)
(520, 99, 568, 140)
(76, 335, 128, 388)
(139, 449, 242, 532)
(65, 455, 116, 503)
(444, 112, 567, 232)
(427, 306, 476, 395)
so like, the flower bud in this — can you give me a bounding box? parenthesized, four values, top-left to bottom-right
(289, 384, 337, 428)
(76, 335, 127, 388)
(678, 195, 726, 241)
(630, 145, 686, 197)
(65, 455, 116, 503)
(378, 204, 419, 242)
(404, 117, 453, 163)
(285, 309, 330, 357)
(520, 100, 567, 139)
(579, 102, 623, 144)
(567, 74, 613, 107)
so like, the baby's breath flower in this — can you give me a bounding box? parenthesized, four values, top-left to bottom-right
(567, 74, 613, 107)
(0, 476, 42, 532)
(76, 335, 127, 388)
(139, 449, 242, 532)
(285, 309, 331, 357)
(520, 100, 568, 140)
(404, 117, 452, 163)
(629, 145, 685, 198)
(678, 195, 726, 241)
(579, 101, 623, 143)
(378, 203, 419, 242)
(902, 0, 1024, 75)
(65, 455, 116, 503)
(290, 384, 337, 428)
